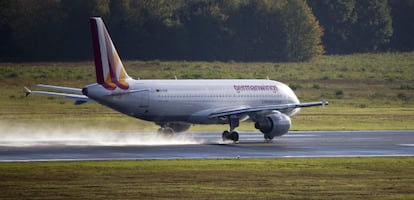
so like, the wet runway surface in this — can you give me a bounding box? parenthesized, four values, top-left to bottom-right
(1, 131, 413, 161)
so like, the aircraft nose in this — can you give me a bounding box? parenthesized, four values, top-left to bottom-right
(82, 87, 88, 96)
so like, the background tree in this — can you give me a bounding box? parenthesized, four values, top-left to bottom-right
(352, 0, 393, 52)
(60, 0, 110, 60)
(280, 0, 323, 61)
(388, 0, 414, 51)
(307, 0, 357, 54)
(308, 0, 393, 54)
(0, 0, 64, 61)
(5, 0, 412, 62)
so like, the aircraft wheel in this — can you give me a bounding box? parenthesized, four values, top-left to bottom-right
(158, 127, 175, 137)
(222, 130, 230, 141)
(264, 134, 274, 142)
(222, 130, 239, 143)
(230, 131, 239, 143)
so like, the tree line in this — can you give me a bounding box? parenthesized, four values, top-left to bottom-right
(0, 0, 412, 62)
(308, 0, 413, 54)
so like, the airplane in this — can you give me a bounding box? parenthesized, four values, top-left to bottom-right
(24, 17, 328, 143)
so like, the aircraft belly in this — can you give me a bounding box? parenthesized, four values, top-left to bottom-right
(145, 99, 208, 122)
(146, 97, 238, 124)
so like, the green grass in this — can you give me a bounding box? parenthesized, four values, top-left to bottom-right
(0, 52, 414, 131)
(1, 157, 414, 199)
(1, 54, 414, 199)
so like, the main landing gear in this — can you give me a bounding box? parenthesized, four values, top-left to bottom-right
(156, 122, 191, 137)
(157, 127, 174, 137)
(222, 115, 240, 143)
(222, 130, 239, 143)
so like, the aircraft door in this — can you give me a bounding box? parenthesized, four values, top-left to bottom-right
(138, 90, 149, 112)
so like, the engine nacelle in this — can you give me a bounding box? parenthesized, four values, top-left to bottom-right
(254, 112, 291, 138)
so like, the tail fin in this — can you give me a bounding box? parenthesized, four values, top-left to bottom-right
(89, 17, 130, 90)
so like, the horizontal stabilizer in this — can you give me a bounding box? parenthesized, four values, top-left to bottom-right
(24, 86, 92, 104)
(36, 84, 83, 94)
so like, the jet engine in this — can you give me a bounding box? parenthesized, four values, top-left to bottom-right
(254, 112, 291, 139)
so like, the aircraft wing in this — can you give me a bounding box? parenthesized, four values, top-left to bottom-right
(209, 101, 328, 119)
(24, 85, 92, 105)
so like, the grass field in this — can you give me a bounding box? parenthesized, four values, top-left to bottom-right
(0, 52, 413, 131)
(1, 53, 414, 199)
(1, 158, 414, 199)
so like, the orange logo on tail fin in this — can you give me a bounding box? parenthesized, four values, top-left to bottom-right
(90, 17, 130, 90)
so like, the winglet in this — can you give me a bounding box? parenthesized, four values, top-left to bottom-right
(24, 87, 31, 97)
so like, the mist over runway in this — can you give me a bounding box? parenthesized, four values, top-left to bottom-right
(0, 131, 413, 161)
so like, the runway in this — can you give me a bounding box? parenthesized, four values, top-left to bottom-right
(0, 131, 413, 161)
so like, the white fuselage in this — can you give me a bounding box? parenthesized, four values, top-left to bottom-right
(84, 79, 301, 124)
